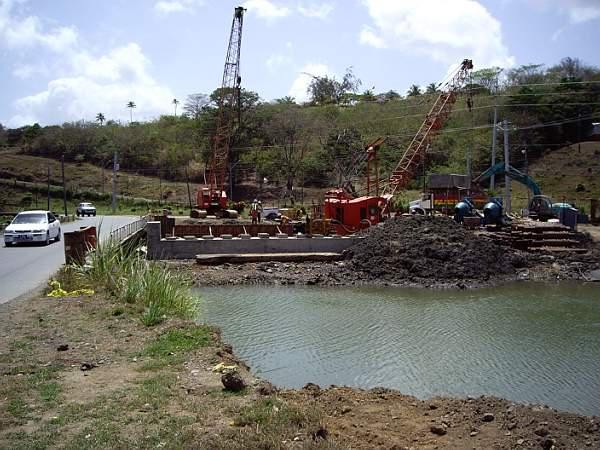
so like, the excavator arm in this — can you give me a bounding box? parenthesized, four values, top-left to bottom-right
(473, 162, 542, 196)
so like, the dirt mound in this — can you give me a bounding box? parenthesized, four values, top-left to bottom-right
(346, 215, 527, 284)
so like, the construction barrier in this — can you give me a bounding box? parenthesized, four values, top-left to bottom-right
(64, 226, 97, 265)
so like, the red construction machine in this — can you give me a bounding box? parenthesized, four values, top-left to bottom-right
(319, 59, 474, 234)
(196, 6, 245, 217)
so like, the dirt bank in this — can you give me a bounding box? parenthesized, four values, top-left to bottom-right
(1, 291, 598, 449)
(186, 216, 600, 289)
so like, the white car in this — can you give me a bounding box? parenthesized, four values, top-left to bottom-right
(3, 211, 61, 246)
(76, 202, 97, 217)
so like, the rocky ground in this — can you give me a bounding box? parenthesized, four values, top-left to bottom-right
(185, 216, 600, 289)
(1, 290, 599, 449)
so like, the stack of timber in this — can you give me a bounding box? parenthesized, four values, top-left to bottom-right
(510, 221, 587, 254)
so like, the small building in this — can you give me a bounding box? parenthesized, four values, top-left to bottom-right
(426, 174, 488, 213)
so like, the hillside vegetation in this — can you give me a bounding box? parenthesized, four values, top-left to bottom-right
(1, 56, 599, 206)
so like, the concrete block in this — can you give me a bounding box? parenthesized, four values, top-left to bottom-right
(239, 234, 251, 240)
(312, 234, 324, 239)
(221, 234, 233, 240)
(183, 235, 196, 240)
(202, 235, 214, 240)
(165, 236, 178, 241)
(276, 233, 289, 239)
(258, 233, 270, 239)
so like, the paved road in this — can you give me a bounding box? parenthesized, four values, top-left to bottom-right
(0, 215, 138, 305)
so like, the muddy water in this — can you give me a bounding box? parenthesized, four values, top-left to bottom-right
(197, 282, 600, 415)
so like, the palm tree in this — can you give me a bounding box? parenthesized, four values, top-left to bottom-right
(425, 82, 439, 94)
(172, 98, 179, 117)
(126, 101, 136, 123)
(95, 112, 105, 126)
(407, 84, 422, 97)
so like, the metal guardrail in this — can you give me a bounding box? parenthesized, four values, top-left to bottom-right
(109, 216, 149, 243)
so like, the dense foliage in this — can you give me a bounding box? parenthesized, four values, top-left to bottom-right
(1, 57, 599, 195)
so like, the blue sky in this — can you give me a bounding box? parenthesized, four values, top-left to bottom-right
(1, 0, 599, 127)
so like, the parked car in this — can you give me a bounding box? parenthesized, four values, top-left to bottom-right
(76, 202, 97, 217)
(3, 211, 61, 246)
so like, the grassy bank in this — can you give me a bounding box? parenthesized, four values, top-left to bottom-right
(1, 247, 598, 448)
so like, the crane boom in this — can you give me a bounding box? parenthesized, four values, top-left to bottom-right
(198, 6, 245, 213)
(382, 59, 473, 197)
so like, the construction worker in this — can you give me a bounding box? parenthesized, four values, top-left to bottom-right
(257, 200, 263, 223)
(250, 199, 259, 224)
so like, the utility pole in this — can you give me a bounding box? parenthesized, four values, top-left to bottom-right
(490, 106, 497, 191)
(47, 165, 51, 211)
(185, 165, 193, 211)
(158, 168, 162, 206)
(577, 112, 582, 153)
(61, 154, 67, 216)
(503, 119, 511, 214)
(112, 150, 118, 213)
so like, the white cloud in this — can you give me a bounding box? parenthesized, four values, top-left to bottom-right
(297, 2, 334, 19)
(1, 0, 175, 126)
(0, 1, 77, 52)
(11, 42, 174, 126)
(154, 0, 204, 14)
(559, 0, 600, 23)
(12, 62, 49, 79)
(517, 0, 600, 23)
(359, 0, 515, 69)
(266, 41, 294, 73)
(243, 0, 291, 19)
(288, 63, 332, 103)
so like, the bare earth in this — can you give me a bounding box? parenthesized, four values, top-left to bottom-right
(1, 289, 599, 449)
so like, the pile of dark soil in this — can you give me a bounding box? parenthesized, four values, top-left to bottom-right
(346, 215, 527, 285)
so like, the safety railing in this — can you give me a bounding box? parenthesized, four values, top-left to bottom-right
(109, 215, 149, 243)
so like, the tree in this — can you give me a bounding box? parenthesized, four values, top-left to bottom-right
(95, 113, 105, 126)
(361, 88, 376, 102)
(265, 105, 313, 196)
(505, 64, 545, 86)
(425, 83, 439, 94)
(126, 101, 136, 123)
(307, 67, 362, 105)
(323, 127, 363, 192)
(183, 94, 210, 119)
(172, 98, 179, 117)
(407, 84, 422, 97)
(472, 67, 503, 93)
(274, 96, 296, 105)
(384, 90, 401, 101)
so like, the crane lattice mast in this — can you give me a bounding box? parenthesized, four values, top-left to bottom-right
(208, 6, 245, 197)
(382, 59, 474, 197)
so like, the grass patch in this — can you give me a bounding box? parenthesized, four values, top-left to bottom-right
(38, 382, 61, 403)
(143, 326, 211, 358)
(139, 326, 211, 370)
(9, 339, 33, 353)
(201, 398, 326, 449)
(7, 398, 29, 419)
(72, 238, 199, 326)
(136, 374, 175, 409)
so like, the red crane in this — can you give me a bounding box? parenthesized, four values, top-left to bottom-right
(382, 59, 474, 197)
(320, 59, 473, 233)
(196, 6, 246, 216)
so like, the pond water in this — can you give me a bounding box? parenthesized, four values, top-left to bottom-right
(197, 282, 600, 415)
